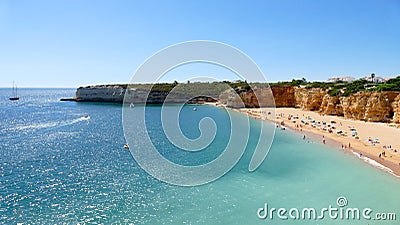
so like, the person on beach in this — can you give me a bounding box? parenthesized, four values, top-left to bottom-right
(303, 135, 306, 140)
(323, 139, 326, 144)
(348, 143, 351, 148)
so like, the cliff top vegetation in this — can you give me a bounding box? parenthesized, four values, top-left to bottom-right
(81, 75, 400, 97)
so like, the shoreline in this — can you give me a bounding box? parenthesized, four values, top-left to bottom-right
(235, 107, 400, 177)
(62, 98, 400, 177)
(284, 120, 400, 177)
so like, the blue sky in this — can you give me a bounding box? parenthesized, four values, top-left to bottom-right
(0, 0, 399, 87)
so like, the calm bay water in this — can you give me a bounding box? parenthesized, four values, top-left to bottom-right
(1, 88, 400, 224)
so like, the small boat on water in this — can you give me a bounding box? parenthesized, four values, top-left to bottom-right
(130, 103, 135, 108)
(123, 143, 129, 149)
(9, 81, 19, 101)
(193, 107, 197, 111)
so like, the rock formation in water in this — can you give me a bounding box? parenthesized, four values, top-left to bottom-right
(74, 85, 126, 102)
(67, 85, 216, 104)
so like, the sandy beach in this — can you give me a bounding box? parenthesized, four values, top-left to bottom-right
(238, 107, 400, 177)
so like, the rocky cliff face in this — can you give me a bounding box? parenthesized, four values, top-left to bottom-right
(218, 86, 294, 108)
(76, 86, 126, 102)
(294, 88, 326, 111)
(271, 87, 296, 107)
(391, 94, 400, 123)
(228, 87, 400, 123)
(70, 85, 400, 123)
(295, 89, 399, 122)
(75, 85, 210, 104)
(341, 92, 399, 122)
(218, 89, 244, 108)
(320, 95, 343, 116)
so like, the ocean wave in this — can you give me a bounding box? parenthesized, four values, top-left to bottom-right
(10, 115, 90, 131)
(351, 151, 400, 178)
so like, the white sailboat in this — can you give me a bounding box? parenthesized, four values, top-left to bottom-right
(9, 81, 20, 101)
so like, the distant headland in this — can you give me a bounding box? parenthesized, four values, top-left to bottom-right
(61, 76, 400, 124)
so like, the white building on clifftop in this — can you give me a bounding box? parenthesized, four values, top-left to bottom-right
(327, 76, 355, 83)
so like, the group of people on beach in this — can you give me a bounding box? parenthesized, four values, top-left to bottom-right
(379, 145, 398, 160)
(277, 111, 400, 166)
(341, 143, 351, 150)
(252, 109, 400, 169)
(382, 145, 397, 153)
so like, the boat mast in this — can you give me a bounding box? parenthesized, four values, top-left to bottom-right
(9, 81, 19, 100)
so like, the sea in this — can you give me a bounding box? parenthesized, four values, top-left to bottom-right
(1, 88, 400, 225)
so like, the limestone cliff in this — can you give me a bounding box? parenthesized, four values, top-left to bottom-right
(63, 84, 400, 123)
(294, 88, 326, 111)
(391, 94, 400, 123)
(218, 86, 294, 108)
(75, 85, 126, 103)
(320, 95, 343, 116)
(341, 92, 399, 122)
(271, 87, 296, 107)
(218, 89, 243, 108)
(73, 85, 213, 104)
(290, 88, 399, 122)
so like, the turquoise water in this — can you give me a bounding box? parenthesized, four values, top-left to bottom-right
(1, 88, 400, 224)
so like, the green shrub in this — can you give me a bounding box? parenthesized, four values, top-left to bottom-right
(328, 89, 341, 96)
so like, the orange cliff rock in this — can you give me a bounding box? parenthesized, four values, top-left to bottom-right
(219, 86, 296, 108)
(319, 95, 343, 116)
(294, 88, 326, 111)
(72, 85, 400, 124)
(392, 94, 400, 123)
(219, 86, 400, 124)
(341, 92, 399, 122)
